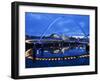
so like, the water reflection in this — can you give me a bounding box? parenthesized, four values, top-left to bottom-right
(35, 46, 88, 58)
(25, 39, 89, 68)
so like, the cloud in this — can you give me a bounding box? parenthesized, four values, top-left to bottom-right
(63, 28, 69, 32)
(57, 19, 73, 26)
(79, 22, 85, 28)
(29, 13, 42, 20)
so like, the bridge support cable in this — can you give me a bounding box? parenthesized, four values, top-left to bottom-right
(39, 17, 62, 41)
(72, 20, 89, 38)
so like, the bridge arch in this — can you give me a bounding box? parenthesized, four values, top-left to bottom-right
(39, 16, 89, 41)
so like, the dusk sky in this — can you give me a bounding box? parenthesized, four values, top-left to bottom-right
(25, 12, 89, 37)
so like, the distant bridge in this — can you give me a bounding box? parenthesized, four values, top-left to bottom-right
(25, 39, 88, 45)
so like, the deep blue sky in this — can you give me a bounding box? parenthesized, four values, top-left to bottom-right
(25, 12, 89, 37)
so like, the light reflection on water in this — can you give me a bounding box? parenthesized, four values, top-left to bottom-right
(35, 47, 87, 58)
(26, 44, 89, 68)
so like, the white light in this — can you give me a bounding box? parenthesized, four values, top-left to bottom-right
(64, 58, 67, 60)
(58, 58, 61, 60)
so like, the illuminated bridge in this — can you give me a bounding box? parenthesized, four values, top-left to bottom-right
(25, 17, 89, 62)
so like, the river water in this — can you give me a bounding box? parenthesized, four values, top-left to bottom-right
(26, 47, 89, 68)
